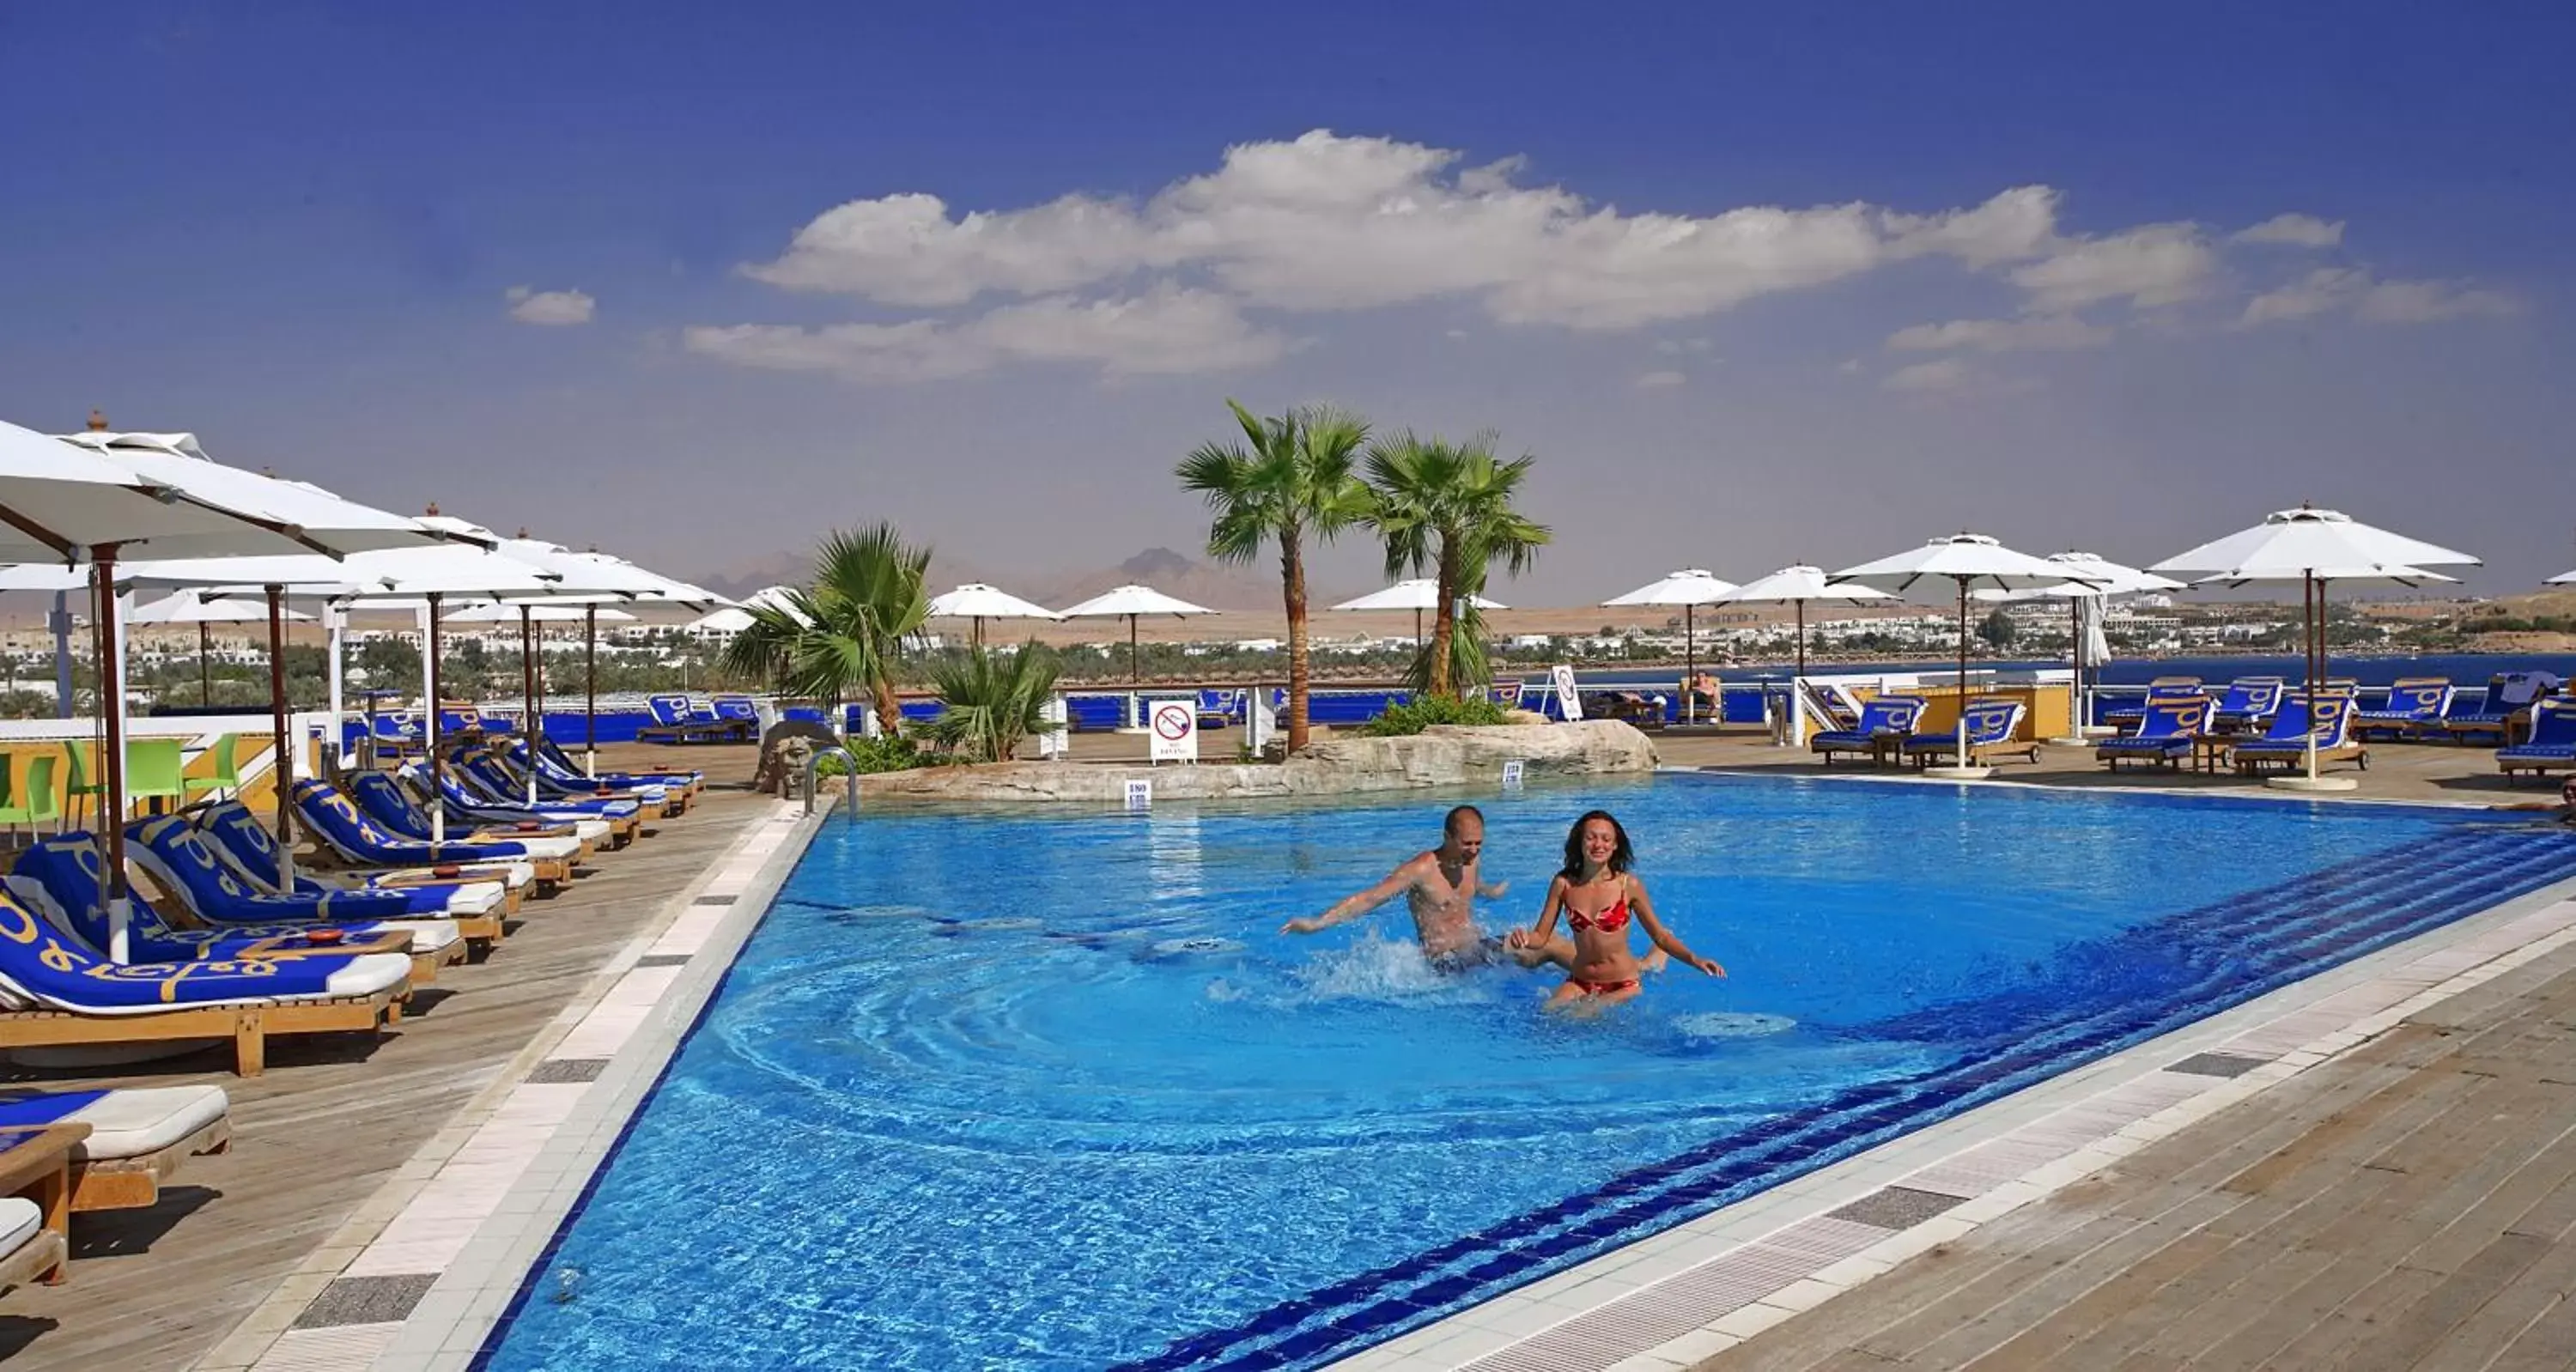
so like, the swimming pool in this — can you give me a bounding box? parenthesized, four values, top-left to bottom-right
(478, 775, 2576, 1370)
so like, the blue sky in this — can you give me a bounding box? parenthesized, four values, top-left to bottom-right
(5, 3, 2571, 599)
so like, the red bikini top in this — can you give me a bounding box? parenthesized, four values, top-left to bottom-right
(1569, 898, 1630, 933)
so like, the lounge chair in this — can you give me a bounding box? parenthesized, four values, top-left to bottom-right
(1904, 697, 2039, 768)
(2101, 678, 2204, 732)
(2232, 691, 2367, 775)
(0, 1125, 78, 1288)
(292, 779, 579, 887)
(127, 817, 500, 957)
(2094, 697, 2215, 772)
(2435, 673, 2552, 746)
(1808, 695, 1926, 767)
(411, 762, 624, 851)
(12, 835, 455, 986)
(2352, 677, 2453, 742)
(0, 1084, 228, 1213)
(2207, 677, 2286, 734)
(2497, 699, 2576, 783)
(637, 694, 751, 744)
(513, 736, 696, 810)
(1195, 689, 1244, 726)
(343, 770, 576, 865)
(0, 883, 409, 1077)
(453, 747, 653, 828)
(194, 799, 533, 908)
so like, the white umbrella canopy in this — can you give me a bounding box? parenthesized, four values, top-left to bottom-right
(1712, 565, 1892, 681)
(61, 430, 465, 560)
(928, 582, 1065, 648)
(2552, 569, 2576, 586)
(1331, 578, 1509, 612)
(1059, 584, 1218, 679)
(128, 593, 315, 625)
(1604, 570, 1740, 724)
(447, 603, 636, 623)
(2154, 507, 2477, 793)
(1832, 534, 2105, 778)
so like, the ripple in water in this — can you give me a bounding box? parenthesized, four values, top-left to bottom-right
(1674, 1011, 1799, 1039)
(1291, 933, 1491, 1004)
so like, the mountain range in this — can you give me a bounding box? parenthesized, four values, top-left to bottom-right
(691, 546, 1310, 613)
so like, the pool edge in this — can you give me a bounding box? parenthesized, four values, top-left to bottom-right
(362, 798, 833, 1372)
(1327, 865, 2576, 1372)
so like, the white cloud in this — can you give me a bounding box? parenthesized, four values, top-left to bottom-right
(1885, 314, 2111, 353)
(2010, 223, 2216, 311)
(1632, 370, 1686, 390)
(683, 285, 1285, 382)
(504, 286, 595, 325)
(2233, 214, 2344, 248)
(1654, 337, 1715, 355)
(2240, 268, 2523, 327)
(737, 130, 2079, 331)
(1883, 359, 1973, 392)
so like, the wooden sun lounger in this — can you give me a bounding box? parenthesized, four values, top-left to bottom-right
(40, 1110, 231, 1215)
(0, 982, 406, 1078)
(0, 1123, 82, 1287)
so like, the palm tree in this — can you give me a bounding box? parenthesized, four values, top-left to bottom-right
(1176, 401, 1374, 751)
(717, 523, 931, 733)
(927, 641, 1061, 762)
(1365, 432, 1551, 698)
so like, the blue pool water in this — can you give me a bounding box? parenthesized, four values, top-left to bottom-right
(482, 777, 2576, 1371)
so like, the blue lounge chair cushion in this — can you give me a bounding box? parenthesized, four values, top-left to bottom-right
(12, 838, 434, 965)
(0, 882, 406, 1012)
(126, 817, 417, 924)
(294, 779, 558, 865)
(194, 802, 504, 913)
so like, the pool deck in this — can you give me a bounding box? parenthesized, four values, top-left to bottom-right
(0, 750, 781, 1372)
(1685, 925, 2576, 1372)
(9, 729, 2573, 1370)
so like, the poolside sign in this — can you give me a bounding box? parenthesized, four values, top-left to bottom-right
(1036, 694, 1070, 759)
(1501, 759, 1526, 790)
(1123, 778, 1151, 811)
(1552, 664, 1584, 720)
(1148, 699, 1199, 763)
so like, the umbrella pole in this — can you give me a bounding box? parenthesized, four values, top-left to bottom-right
(325, 605, 346, 772)
(267, 586, 298, 889)
(1683, 604, 1695, 725)
(1129, 616, 1139, 683)
(428, 592, 446, 846)
(1957, 578, 1971, 771)
(1413, 608, 1422, 649)
(584, 605, 598, 778)
(92, 549, 134, 963)
(520, 605, 539, 804)
(2306, 573, 2321, 785)
(199, 622, 211, 707)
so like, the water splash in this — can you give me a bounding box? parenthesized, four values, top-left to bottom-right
(1674, 1011, 1799, 1040)
(1291, 932, 1490, 1004)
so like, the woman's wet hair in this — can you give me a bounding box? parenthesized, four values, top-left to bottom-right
(1559, 810, 1634, 879)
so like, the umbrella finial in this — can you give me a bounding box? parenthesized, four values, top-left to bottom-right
(515, 526, 531, 539)
(85, 408, 108, 431)
(423, 502, 440, 517)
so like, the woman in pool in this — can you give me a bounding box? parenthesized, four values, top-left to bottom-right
(1506, 810, 1723, 1011)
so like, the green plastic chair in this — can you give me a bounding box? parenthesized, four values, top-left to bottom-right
(124, 738, 186, 816)
(61, 742, 101, 829)
(0, 755, 60, 833)
(184, 734, 244, 804)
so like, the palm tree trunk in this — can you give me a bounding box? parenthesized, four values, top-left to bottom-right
(1428, 538, 1461, 699)
(1283, 529, 1310, 752)
(871, 673, 904, 739)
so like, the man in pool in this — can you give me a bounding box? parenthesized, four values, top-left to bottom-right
(1280, 805, 1517, 966)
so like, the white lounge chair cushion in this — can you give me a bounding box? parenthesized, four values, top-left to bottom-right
(375, 920, 464, 956)
(0, 1198, 37, 1255)
(501, 835, 581, 861)
(566, 818, 611, 847)
(58, 1084, 228, 1160)
(324, 952, 413, 999)
(441, 882, 507, 917)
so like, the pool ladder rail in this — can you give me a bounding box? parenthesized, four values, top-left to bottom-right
(801, 746, 860, 819)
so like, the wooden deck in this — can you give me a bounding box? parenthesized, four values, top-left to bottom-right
(0, 747, 769, 1372)
(1694, 932, 2576, 1372)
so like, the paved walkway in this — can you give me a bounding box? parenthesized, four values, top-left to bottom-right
(1692, 926, 2576, 1372)
(0, 754, 769, 1372)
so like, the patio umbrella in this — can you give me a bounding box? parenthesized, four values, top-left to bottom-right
(2154, 506, 2476, 792)
(129, 592, 313, 707)
(2549, 569, 2576, 586)
(1710, 566, 1891, 744)
(1329, 578, 1508, 647)
(1604, 570, 1738, 724)
(1973, 553, 2184, 745)
(927, 583, 1064, 649)
(21, 425, 459, 958)
(1831, 534, 2105, 779)
(1058, 584, 1219, 681)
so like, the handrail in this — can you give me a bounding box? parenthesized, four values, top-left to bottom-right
(801, 746, 859, 819)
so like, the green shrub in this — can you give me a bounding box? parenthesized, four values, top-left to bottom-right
(812, 734, 925, 776)
(925, 643, 1063, 762)
(1358, 694, 1513, 737)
